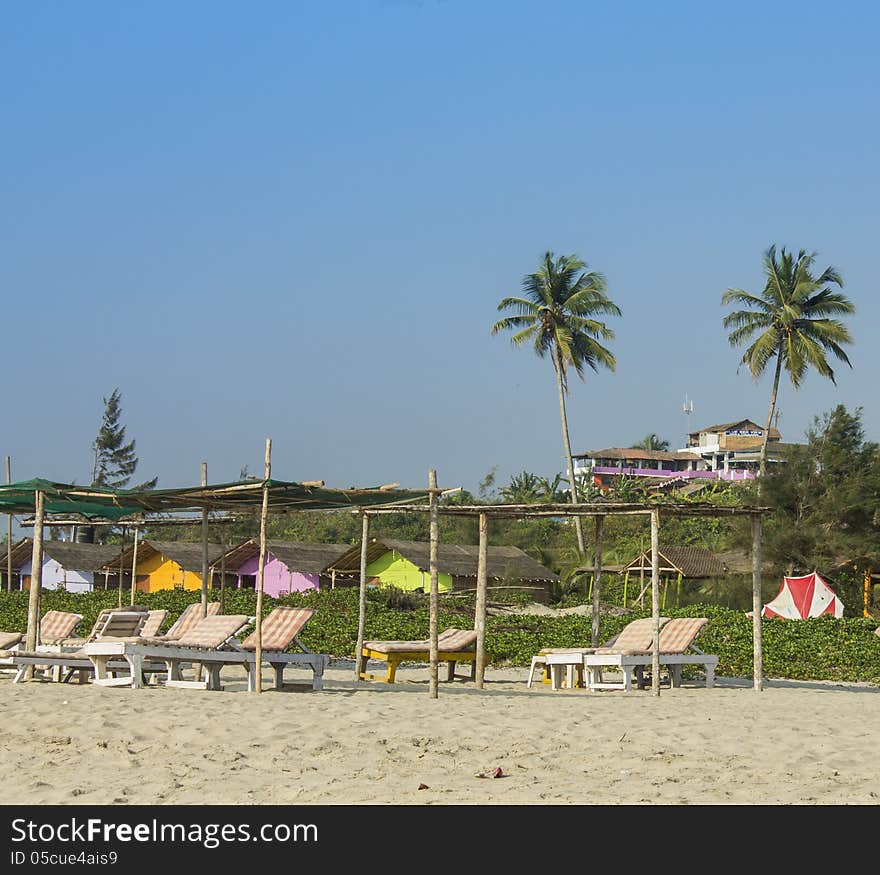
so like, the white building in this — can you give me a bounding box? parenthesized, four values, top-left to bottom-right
(17, 540, 121, 593)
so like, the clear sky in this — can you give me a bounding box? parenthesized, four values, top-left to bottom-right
(3, 1, 878, 494)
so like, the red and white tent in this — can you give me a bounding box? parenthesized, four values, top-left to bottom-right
(762, 571, 844, 619)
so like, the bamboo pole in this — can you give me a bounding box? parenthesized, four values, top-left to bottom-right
(24, 490, 45, 655)
(129, 528, 139, 606)
(588, 515, 602, 646)
(354, 512, 369, 681)
(676, 571, 682, 607)
(5, 456, 11, 593)
(219, 538, 227, 614)
(623, 570, 629, 608)
(428, 469, 439, 699)
(117, 526, 126, 609)
(254, 439, 271, 694)
(864, 568, 872, 618)
(200, 462, 209, 618)
(751, 513, 763, 691)
(475, 511, 488, 689)
(650, 508, 661, 697)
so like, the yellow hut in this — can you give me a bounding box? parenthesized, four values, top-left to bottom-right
(105, 540, 224, 593)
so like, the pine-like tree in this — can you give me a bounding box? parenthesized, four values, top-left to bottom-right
(91, 389, 157, 490)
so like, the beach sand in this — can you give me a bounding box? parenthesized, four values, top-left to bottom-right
(1, 663, 877, 805)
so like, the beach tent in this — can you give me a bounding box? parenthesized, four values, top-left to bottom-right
(762, 571, 844, 619)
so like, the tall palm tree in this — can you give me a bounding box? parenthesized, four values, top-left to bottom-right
(722, 245, 855, 479)
(492, 251, 621, 554)
(631, 434, 670, 451)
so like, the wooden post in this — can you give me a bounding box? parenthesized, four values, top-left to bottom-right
(428, 469, 439, 699)
(587, 574, 593, 600)
(591, 516, 603, 647)
(661, 577, 668, 609)
(219, 539, 227, 614)
(254, 439, 271, 694)
(331, 569, 336, 590)
(650, 508, 661, 697)
(354, 512, 369, 680)
(129, 528, 139, 606)
(623, 570, 629, 608)
(751, 513, 763, 691)
(200, 462, 209, 618)
(117, 526, 126, 608)
(676, 571, 683, 607)
(24, 490, 45, 654)
(475, 511, 488, 689)
(5, 456, 11, 593)
(638, 560, 645, 607)
(864, 568, 872, 618)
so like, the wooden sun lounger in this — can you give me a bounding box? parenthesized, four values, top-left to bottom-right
(358, 628, 484, 683)
(583, 617, 718, 691)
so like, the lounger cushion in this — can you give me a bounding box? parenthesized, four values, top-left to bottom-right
(657, 617, 708, 653)
(241, 607, 315, 652)
(39, 610, 83, 645)
(0, 631, 22, 650)
(12, 648, 89, 660)
(365, 628, 477, 654)
(157, 614, 250, 650)
(164, 602, 221, 639)
(140, 610, 168, 638)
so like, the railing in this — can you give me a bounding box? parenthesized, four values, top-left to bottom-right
(591, 466, 756, 481)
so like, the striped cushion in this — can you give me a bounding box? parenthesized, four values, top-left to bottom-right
(0, 631, 22, 650)
(13, 648, 89, 660)
(140, 610, 167, 638)
(164, 615, 250, 650)
(593, 617, 671, 654)
(39, 611, 83, 644)
(241, 607, 315, 652)
(365, 628, 477, 654)
(657, 617, 708, 653)
(164, 602, 221, 639)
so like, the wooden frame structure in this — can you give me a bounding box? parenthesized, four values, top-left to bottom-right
(0, 451, 771, 698)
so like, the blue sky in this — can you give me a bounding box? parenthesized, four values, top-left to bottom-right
(2, 1, 877, 494)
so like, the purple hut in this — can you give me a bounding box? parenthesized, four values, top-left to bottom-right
(215, 540, 351, 598)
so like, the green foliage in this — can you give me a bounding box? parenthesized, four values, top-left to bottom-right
(92, 388, 156, 490)
(3, 589, 878, 683)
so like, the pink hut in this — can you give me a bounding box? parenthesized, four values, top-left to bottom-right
(215, 539, 351, 598)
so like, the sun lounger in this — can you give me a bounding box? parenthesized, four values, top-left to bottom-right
(528, 617, 671, 689)
(86, 614, 254, 691)
(10, 611, 150, 684)
(238, 606, 329, 691)
(159, 601, 220, 640)
(583, 617, 718, 691)
(0, 610, 85, 675)
(358, 628, 482, 683)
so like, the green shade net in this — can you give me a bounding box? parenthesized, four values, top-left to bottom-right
(0, 478, 431, 519)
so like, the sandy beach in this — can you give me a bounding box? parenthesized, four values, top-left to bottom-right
(1, 663, 878, 806)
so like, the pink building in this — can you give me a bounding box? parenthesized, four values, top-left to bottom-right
(215, 539, 351, 598)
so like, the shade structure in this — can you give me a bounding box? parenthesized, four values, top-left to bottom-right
(762, 571, 844, 619)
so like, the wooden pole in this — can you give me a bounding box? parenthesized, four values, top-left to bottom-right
(591, 516, 603, 647)
(475, 511, 488, 689)
(117, 526, 126, 608)
(864, 568, 872, 618)
(254, 438, 271, 694)
(354, 512, 369, 681)
(24, 490, 45, 654)
(623, 570, 629, 608)
(428, 469, 439, 699)
(129, 528, 139, 606)
(200, 462, 209, 618)
(676, 571, 683, 607)
(751, 513, 763, 691)
(219, 538, 227, 614)
(650, 508, 661, 697)
(5, 456, 11, 593)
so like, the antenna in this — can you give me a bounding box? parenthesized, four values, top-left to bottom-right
(683, 394, 694, 442)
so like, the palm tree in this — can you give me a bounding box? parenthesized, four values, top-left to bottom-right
(631, 433, 670, 451)
(722, 245, 855, 478)
(492, 251, 621, 554)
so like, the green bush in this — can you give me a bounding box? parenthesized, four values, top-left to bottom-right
(2, 589, 878, 683)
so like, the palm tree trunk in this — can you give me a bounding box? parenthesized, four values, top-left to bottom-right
(759, 351, 784, 482)
(554, 350, 585, 554)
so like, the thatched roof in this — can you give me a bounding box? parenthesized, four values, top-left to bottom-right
(213, 539, 351, 574)
(328, 538, 560, 582)
(623, 546, 726, 578)
(104, 540, 224, 573)
(3, 538, 121, 572)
